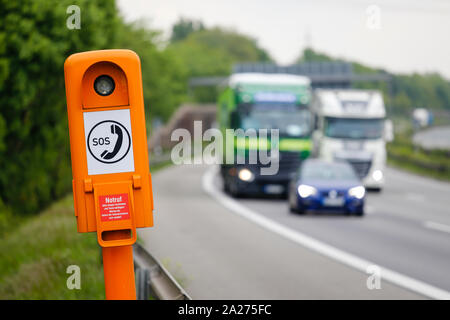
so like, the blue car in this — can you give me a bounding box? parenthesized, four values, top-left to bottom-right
(288, 159, 365, 216)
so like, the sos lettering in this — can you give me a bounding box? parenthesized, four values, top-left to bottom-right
(92, 137, 111, 146)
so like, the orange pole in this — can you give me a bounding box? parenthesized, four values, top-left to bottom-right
(101, 231, 136, 300)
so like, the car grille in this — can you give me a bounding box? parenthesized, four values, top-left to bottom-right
(320, 190, 346, 197)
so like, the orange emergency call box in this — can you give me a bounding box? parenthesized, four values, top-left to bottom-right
(64, 49, 153, 248)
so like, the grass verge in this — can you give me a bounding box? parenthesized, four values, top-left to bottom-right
(0, 161, 173, 300)
(0, 196, 104, 299)
(387, 135, 450, 182)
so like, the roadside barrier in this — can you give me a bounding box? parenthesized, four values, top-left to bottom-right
(133, 243, 191, 300)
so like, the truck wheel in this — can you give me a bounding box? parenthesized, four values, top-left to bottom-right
(229, 181, 242, 198)
(223, 177, 230, 193)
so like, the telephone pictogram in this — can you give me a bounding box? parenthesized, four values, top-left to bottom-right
(101, 124, 123, 160)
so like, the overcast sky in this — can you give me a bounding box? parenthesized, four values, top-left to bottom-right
(117, 0, 450, 79)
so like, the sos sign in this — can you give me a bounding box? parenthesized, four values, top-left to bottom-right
(84, 109, 134, 174)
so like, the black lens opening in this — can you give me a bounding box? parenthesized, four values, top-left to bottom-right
(94, 75, 115, 96)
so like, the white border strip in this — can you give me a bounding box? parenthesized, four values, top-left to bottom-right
(424, 221, 450, 234)
(202, 166, 450, 300)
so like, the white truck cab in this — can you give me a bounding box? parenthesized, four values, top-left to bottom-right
(312, 89, 392, 190)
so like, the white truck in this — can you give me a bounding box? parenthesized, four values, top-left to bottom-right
(311, 89, 392, 190)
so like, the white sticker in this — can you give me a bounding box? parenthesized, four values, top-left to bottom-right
(83, 109, 135, 175)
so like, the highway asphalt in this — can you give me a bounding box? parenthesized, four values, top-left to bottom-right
(138, 163, 450, 299)
(236, 166, 450, 295)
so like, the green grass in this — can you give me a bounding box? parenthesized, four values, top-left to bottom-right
(387, 134, 450, 182)
(0, 196, 105, 299)
(0, 162, 173, 300)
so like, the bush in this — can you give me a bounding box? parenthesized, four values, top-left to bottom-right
(0, 0, 123, 215)
(0, 0, 186, 216)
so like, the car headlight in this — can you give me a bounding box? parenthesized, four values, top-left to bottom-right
(297, 184, 317, 198)
(348, 186, 365, 199)
(238, 168, 254, 182)
(372, 170, 383, 181)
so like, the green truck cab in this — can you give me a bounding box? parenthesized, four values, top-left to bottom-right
(218, 73, 313, 197)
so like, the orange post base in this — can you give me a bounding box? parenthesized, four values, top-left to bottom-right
(101, 231, 136, 300)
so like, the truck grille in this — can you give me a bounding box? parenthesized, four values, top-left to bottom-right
(241, 151, 302, 183)
(348, 160, 372, 179)
(278, 151, 302, 171)
(241, 151, 301, 170)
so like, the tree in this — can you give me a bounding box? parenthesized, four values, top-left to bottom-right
(297, 48, 339, 63)
(0, 0, 187, 216)
(294, 48, 450, 115)
(116, 22, 187, 122)
(168, 26, 272, 102)
(170, 17, 205, 43)
(0, 0, 122, 214)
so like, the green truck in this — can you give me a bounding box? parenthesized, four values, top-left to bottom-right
(218, 73, 313, 197)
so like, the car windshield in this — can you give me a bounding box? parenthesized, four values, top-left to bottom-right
(240, 105, 311, 137)
(301, 162, 357, 181)
(325, 117, 383, 139)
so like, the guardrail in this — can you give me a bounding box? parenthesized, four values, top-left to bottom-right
(133, 243, 191, 300)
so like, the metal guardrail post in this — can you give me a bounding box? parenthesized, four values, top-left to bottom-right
(135, 267, 150, 300)
(133, 243, 192, 300)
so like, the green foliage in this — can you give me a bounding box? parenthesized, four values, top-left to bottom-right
(392, 73, 450, 112)
(298, 48, 385, 74)
(296, 48, 450, 115)
(0, 0, 187, 216)
(170, 27, 272, 76)
(297, 48, 342, 63)
(387, 134, 450, 181)
(0, 0, 120, 214)
(168, 27, 272, 102)
(116, 22, 187, 122)
(0, 160, 171, 299)
(0, 195, 105, 299)
(170, 17, 205, 43)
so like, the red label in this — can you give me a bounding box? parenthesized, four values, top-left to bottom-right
(99, 193, 130, 222)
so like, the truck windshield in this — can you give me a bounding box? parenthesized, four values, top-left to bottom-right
(240, 105, 311, 137)
(325, 117, 383, 139)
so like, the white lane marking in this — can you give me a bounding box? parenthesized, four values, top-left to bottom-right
(424, 221, 450, 234)
(202, 166, 450, 300)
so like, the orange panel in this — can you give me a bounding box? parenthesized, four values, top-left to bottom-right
(64, 50, 154, 244)
(82, 61, 129, 109)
